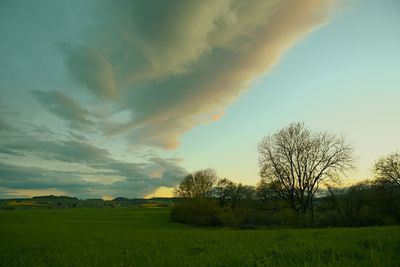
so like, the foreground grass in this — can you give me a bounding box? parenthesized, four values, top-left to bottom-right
(0, 208, 399, 266)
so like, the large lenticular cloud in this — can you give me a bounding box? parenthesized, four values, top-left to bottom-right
(64, 0, 336, 149)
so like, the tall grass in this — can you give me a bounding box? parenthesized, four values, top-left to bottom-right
(0, 208, 399, 266)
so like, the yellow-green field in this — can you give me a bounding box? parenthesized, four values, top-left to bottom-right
(0, 208, 399, 266)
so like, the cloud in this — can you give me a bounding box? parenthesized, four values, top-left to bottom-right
(0, 103, 19, 132)
(0, 162, 88, 190)
(62, 46, 118, 99)
(63, 0, 336, 149)
(31, 90, 94, 130)
(0, 0, 337, 198)
(2, 138, 110, 164)
(0, 157, 186, 198)
(0, 147, 23, 156)
(0, 128, 187, 198)
(0, 117, 10, 131)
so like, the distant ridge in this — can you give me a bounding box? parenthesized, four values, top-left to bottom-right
(0, 195, 177, 209)
(32, 195, 78, 200)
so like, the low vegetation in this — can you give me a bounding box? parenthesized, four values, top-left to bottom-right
(1, 207, 399, 267)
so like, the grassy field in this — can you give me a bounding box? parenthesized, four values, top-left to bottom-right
(0, 208, 399, 267)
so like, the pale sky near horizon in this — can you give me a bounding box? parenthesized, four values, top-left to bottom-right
(0, 0, 399, 199)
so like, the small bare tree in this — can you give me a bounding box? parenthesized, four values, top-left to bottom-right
(374, 152, 400, 186)
(175, 169, 218, 198)
(258, 122, 353, 225)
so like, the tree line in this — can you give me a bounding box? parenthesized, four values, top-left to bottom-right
(171, 122, 400, 228)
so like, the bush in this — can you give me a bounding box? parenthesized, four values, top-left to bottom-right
(220, 211, 243, 227)
(171, 198, 221, 226)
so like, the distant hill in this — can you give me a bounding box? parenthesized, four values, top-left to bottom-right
(0, 195, 177, 209)
(32, 195, 78, 200)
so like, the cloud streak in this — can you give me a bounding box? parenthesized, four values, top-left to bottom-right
(0, 125, 187, 198)
(31, 90, 94, 131)
(64, 0, 336, 149)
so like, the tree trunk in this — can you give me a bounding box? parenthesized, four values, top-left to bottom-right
(309, 197, 314, 225)
(299, 206, 307, 227)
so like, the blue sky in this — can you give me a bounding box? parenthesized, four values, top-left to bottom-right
(0, 0, 399, 198)
(179, 0, 400, 184)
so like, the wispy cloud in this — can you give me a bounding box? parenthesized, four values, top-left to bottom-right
(31, 90, 94, 131)
(0, 117, 11, 132)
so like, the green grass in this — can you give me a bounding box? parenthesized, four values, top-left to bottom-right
(0, 208, 399, 266)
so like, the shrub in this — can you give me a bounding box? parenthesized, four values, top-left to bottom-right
(171, 198, 221, 226)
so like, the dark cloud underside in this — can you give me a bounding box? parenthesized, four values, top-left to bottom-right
(31, 90, 94, 130)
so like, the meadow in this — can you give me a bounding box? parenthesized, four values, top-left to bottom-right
(0, 207, 399, 267)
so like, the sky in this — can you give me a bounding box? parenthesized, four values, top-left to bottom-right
(0, 0, 399, 199)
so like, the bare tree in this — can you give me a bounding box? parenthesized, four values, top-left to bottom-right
(374, 152, 400, 186)
(175, 169, 218, 198)
(258, 122, 353, 225)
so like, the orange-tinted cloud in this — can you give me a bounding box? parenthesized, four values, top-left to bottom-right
(64, 0, 337, 149)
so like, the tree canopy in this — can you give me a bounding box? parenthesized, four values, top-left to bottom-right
(375, 152, 400, 186)
(174, 169, 218, 198)
(258, 122, 353, 223)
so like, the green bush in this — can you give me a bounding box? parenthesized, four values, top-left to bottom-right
(171, 198, 221, 226)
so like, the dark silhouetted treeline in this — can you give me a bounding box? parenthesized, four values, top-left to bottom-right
(171, 123, 400, 228)
(171, 177, 400, 228)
